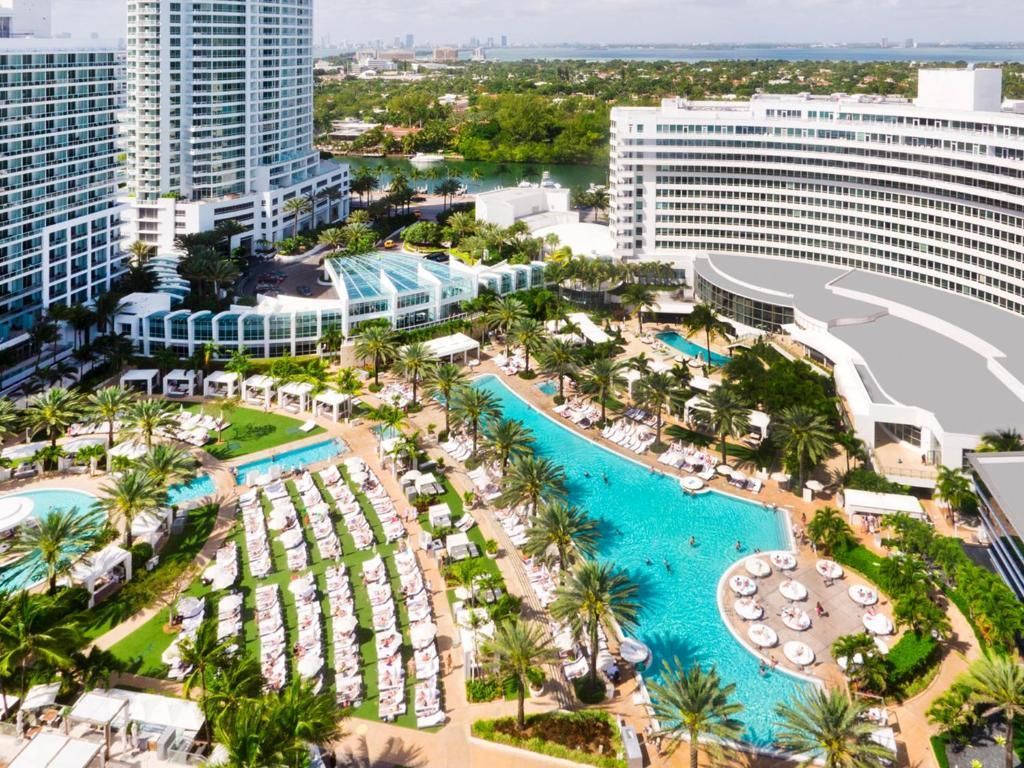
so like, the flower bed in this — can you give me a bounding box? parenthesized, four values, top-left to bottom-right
(472, 711, 626, 768)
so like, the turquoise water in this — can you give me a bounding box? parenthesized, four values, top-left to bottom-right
(167, 474, 216, 507)
(235, 439, 348, 485)
(0, 489, 102, 593)
(657, 331, 731, 367)
(537, 380, 558, 396)
(474, 374, 807, 745)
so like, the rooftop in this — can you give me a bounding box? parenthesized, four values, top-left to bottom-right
(969, 452, 1024, 536)
(327, 251, 472, 302)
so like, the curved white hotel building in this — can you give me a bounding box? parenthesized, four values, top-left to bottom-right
(610, 68, 1024, 485)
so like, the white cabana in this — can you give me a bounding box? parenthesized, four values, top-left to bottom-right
(689, 375, 719, 393)
(109, 439, 147, 460)
(8, 732, 102, 768)
(69, 544, 132, 607)
(203, 370, 239, 398)
(445, 532, 474, 560)
(278, 381, 314, 414)
(683, 396, 769, 439)
(1, 440, 47, 462)
(313, 389, 352, 422)
(22, 681, 61, 710)
(567, 312, 611, 344)
(67, 691, 130, 758)
(242, 375, 275, 409)
(131, 507, 174, 549)
(842, 488, 927, 521)
(163, 369, 197, 398)
(420, 332, 480, 363)
(100, 688, 205, 736)
(748, 410, 771, 439)
(120, 368, 160, 395)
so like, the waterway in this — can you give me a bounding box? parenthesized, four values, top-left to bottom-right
(342, 156, 607, 195)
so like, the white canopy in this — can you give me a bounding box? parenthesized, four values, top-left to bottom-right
(244, 374, 274, 390)
(446, 532, 472, 557)
(120, 368, 160, 395)
(101, 688, 205, 734)
(567, 312, 610, 344)
(164, 369, 197, 397)
(1, 440, 48, 461)
(70, 544, 132, 606)
(842, 488, 926, 520)
(22, 681, 61, 710)
(203, 370, 238, 398)
(68, 691, 129, 727)
(278, 381, 313, 413)
(62, 435, 106, 454)
(420, 333, 480, 362)
(242, 375, 275, 408)
(313, 389, 352, 422)
(279, 381, 314, 396)
(9, 733, 101, 768)
(688, 375, 719, 393)
(0, 496, 33, 533)
(110, 439, 147, 459)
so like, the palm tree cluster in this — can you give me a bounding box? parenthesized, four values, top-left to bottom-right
(175, 223, 245, 300)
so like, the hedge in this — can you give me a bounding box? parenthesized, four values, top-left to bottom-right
(887, 632, 939, 688)
(835, 544, 885, 586)
(472, 711, 627, 768)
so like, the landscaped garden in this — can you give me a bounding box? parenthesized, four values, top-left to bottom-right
(186, 403, 323, 459)
(472, 710, 627, 768)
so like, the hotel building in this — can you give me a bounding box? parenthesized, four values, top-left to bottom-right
(0, 28, 125, 382)
(968, 452, 1024, 598)
(122, 0, 349, 253)
(610, 68, 1024, 484)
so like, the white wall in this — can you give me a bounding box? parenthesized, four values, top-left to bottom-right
(917, 68, 1003, 113)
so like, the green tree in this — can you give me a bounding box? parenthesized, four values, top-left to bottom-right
(318, 324, 346, 365)
(977, 428, 1024, 453)
(806, 506, 852, 555)
(123, 398, 177, 449)
(621, 283, 658, 334)
(579, 358, 626, 425)
(425, 362, 467, 434)
(537, 337, 578, 400)
(178, 619, 231, 702)
(775, 688, 892, 768)
(481, 620, 557, 729)
(633, 370, 679, 447)
(484, 418, 535, 475)
(225, 349, 252, 381)
(393, 342, 433, 406)
(681, 303, 731, 367)
(934, 465, 975, 524)
(139, 444, 198, 486)
(23, 387, 84, 453)
(510, 317, 546, 374)
(450, 386, 502, 456)
(774, 405, 835, 490)
(0, 398, 20, 439)
(551, 561, 639, 685)
(283, 196, 312, 238)
(354, 324, 398, 385)
(499, 456, 567, 517)
(965, 653, 1024, 768)
(830, 633, 888, 694)
(649, 660, 745, 768)
(98, 469, 164, 547)
(696, 386, 749, 463)
(523, 502, 599, 572)
(10, 506, 105, 594)
(87, 386, 136, 451)
(485, 296, 528, 356)
(0, 592, 80, 698)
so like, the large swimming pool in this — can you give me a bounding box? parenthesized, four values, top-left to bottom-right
(0, 489, 101, 593)
(474, 375, 808, 744)
(657, 331, 731, 367)
(235, 438, 348, 485)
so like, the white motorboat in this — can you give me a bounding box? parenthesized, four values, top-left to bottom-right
(410, 153, 444, 165)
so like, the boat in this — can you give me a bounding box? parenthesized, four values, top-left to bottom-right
(540, 170, 562, 189)
(409, 153, 444, 165)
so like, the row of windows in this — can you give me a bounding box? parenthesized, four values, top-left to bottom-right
(695, 273, 794, 332)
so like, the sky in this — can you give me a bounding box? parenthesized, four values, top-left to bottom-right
(53, 0, 1022, 46)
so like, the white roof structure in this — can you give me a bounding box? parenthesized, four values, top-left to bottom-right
(244, 374, 275, 389)
(110, 439, 147, 460)
(69, 545, 132, 606)
(421, 333, 480, 361)
(566, 313, 611, 344)
(68, 691, 129, 728)
(533, 222, 614, 260)
(314, 390, 350, 406)
(101, 688, 205, 734)
(0, 496, 33, 533)
(120, 368, 160, 395)
(164, 369, 197, 397)
(689, 375, 719, 393)
(205, 370, 238, 385)
(8, 732, 101, 768)
(203, 370, 239, 398)
(279, 381, 314, 396)
(1, 440, 48, 461)
(62, 435, 106, 454)
(22, 682, 61, 710)
(842, 488, 927, 520)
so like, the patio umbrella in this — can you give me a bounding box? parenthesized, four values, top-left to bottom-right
(335, 615, 358, 634)
(805, 480, 824, 492)
(0, 497, 33, 534)
(177, 596, 203, 619)
(716, 464, 733, 475)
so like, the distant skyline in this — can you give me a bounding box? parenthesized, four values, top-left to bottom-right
(50, 0, 1024, 47)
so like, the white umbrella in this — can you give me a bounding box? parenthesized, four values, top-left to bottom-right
(730, 469, 747, 482)
(297, 654, 322, 678)
(784, 641, 815, 666)
(620, 638, 651, 665)
(177, 596, 203, 618)
(1, 441, 48, 461)
(745, 558, 771, 578)
(805, 479, 824, 492)
(63, 435, 106, 453)
(110, 439, 147, 460)
(335, 614, 359, 634)
(0, 497, 33, 533)
(716, 464, 733, 475)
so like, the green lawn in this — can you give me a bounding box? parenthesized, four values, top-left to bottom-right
(186, 404, 323, 460)
(109, 460, 421, 727)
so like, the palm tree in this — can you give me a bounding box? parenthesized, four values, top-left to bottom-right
(482, 620, 558, 729)
(964, 652, 1024, 768)
(367, 404, 408, 438)
(92, 291, 127, 336)
(442, 210, 477, 245)
(76, 443, 107, 475)
(696, 386, 749, 463)
(213, 699, 274, 767)
(537, 338, 578, 400)
(10, 506, 105, 594)
(225, 349, 252, 381)
(523, 502, 599, 571)
(830, 633, 888, 694)
(510, 318, 546, 375)
(775, 405, 835, 490)
(393, 342, 433, 406)
(139, 444, 198, 486)
(484, 418, 535, 475)
(283, 196, 312, 238)
(123, 398, 177, 449)
(551, 561, 639, 685)
(649, 660, 744, 768)
(0, 397, 20, 439)
(178, 619, 231, 702)
(450, 386, 501, 456)
(128, 239, 155, 265)
(681, 303, 731, 367)
(633, 371, 679, 446)
(0, 592, 80, 698)
(318, 227, 347, 254)
(806, 506, 852, 555)
(354, 324, 398, 385)
(977, 428, 1024, 453)
(935, 465, 975, 524)
(499, 456, 567, 516)
(205, 258, 240, 296)
(425, 362, 467, 434)
(579, 358, 626, 425)
(87, 386, 136, 451)
(22, 386, 84, 451)
(318, 324, 345, 364)
(835, 430, 867, 475)
(485, 296, 528, 356)
(270, 679, 344, 766)
(203, 656, 263, 724)
(774, 688, 894, 768)
(98, 469, 164, 547)
(621, 283, 659, 334)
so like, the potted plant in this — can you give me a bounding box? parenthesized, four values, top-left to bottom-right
(463, 490, 476, 509)
(484, 539, 499, 559)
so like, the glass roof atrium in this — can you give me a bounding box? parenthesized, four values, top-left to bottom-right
(326, 251, 473, 302)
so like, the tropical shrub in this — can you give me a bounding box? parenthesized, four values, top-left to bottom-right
(472, 711, 626, 768)
(888, 632, 940, 688)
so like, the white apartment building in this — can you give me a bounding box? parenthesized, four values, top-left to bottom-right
(0, 37, 125, 382)
(122, 0, 349, 253)
(0, 0, 52, 38)
(610, 68, 1024, 484)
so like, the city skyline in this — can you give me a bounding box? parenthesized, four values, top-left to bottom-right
(51, 0, 1024, 47)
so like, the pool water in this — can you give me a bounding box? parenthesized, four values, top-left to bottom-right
(0, 489, 102, 593)
(167, 474, 216, 507)
(474, 374, 807, 744)
(537, 380, 558, 396)
(657, 331, 731, 367)
(235, 438, 348, 485)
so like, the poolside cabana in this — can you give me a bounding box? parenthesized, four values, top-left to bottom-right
(445, 532, 474, 561)
(313, 389, 352, 422)
(568, 312, 611, 344)
(22, 682, 61, 712)
(689, 375, 719, 393)
(203, 370, 238, 398)
(242, 375, 275, 409)
(278, 381, 314, 414)
(8, 732, 102, 768)
(99, 688, 205, 754)
(131, 507, 174, 550)
(66, 690, 129, 760)
(109, 439, 147, 461)
(841, 488, 927, 521)
(120, 368, 160, 395)
(69, 544, 132, 607)
(163, 369, 197, 398)
(420, 333, 480, 364)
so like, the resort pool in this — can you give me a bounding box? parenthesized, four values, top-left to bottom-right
(474, 374, 808, 745)
(657, 331, 731, 367)
(537, 380, 558, 396)
(167, 474, 216, 507)
(0, 489, 101, 593)
(235, 438, 348, 485)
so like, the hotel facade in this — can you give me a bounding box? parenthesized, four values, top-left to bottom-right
(122, 0, 348, 252)
(610, 69, 1024, 484)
